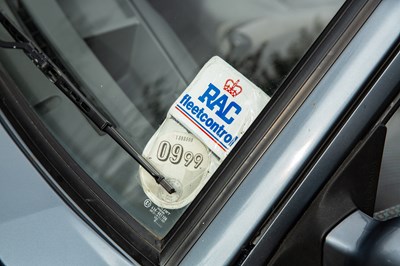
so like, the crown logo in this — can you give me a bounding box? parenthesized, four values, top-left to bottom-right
(223, 79, 242, 97)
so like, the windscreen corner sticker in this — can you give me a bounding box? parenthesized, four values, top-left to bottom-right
(170, 56, 270, 159)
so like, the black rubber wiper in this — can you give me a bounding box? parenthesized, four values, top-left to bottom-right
(0, 11, 175, 194)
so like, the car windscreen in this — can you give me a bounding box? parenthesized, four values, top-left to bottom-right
(0, 0, 344, 239)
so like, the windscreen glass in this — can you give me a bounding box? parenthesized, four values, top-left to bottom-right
(0, 0, 344, 238)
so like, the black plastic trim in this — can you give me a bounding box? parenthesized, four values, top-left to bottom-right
(269, 124, 387, 265)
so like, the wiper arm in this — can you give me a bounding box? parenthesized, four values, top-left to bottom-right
(0, 11, 175, 194)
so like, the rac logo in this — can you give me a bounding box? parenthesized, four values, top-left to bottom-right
(198, 83, 242, 124)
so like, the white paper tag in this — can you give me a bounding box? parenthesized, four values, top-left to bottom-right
(170, 56, 270, 159)
(139, 118, 212, 209)
(139, 56, 270, 209)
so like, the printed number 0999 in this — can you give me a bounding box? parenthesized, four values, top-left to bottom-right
(157, 141, 203, 169)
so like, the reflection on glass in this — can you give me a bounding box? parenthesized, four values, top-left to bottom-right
(149, 0, 343, 95)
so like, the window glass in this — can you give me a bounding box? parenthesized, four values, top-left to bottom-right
(0, 0, 344, 238)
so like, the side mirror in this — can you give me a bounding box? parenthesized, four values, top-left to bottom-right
(324, 210, 400, 266)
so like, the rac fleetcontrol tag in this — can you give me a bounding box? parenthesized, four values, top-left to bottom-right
(170, 56, 270, 159)
(139, 56, 270, 209)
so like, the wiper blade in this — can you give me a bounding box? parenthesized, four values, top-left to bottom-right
(0, 11, 175, 194)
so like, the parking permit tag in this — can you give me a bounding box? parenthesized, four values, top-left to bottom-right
(170, 56, 270, 159)
(139, 56, 270, 209)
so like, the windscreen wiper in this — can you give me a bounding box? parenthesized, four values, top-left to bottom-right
(0, 11, 175, 194)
